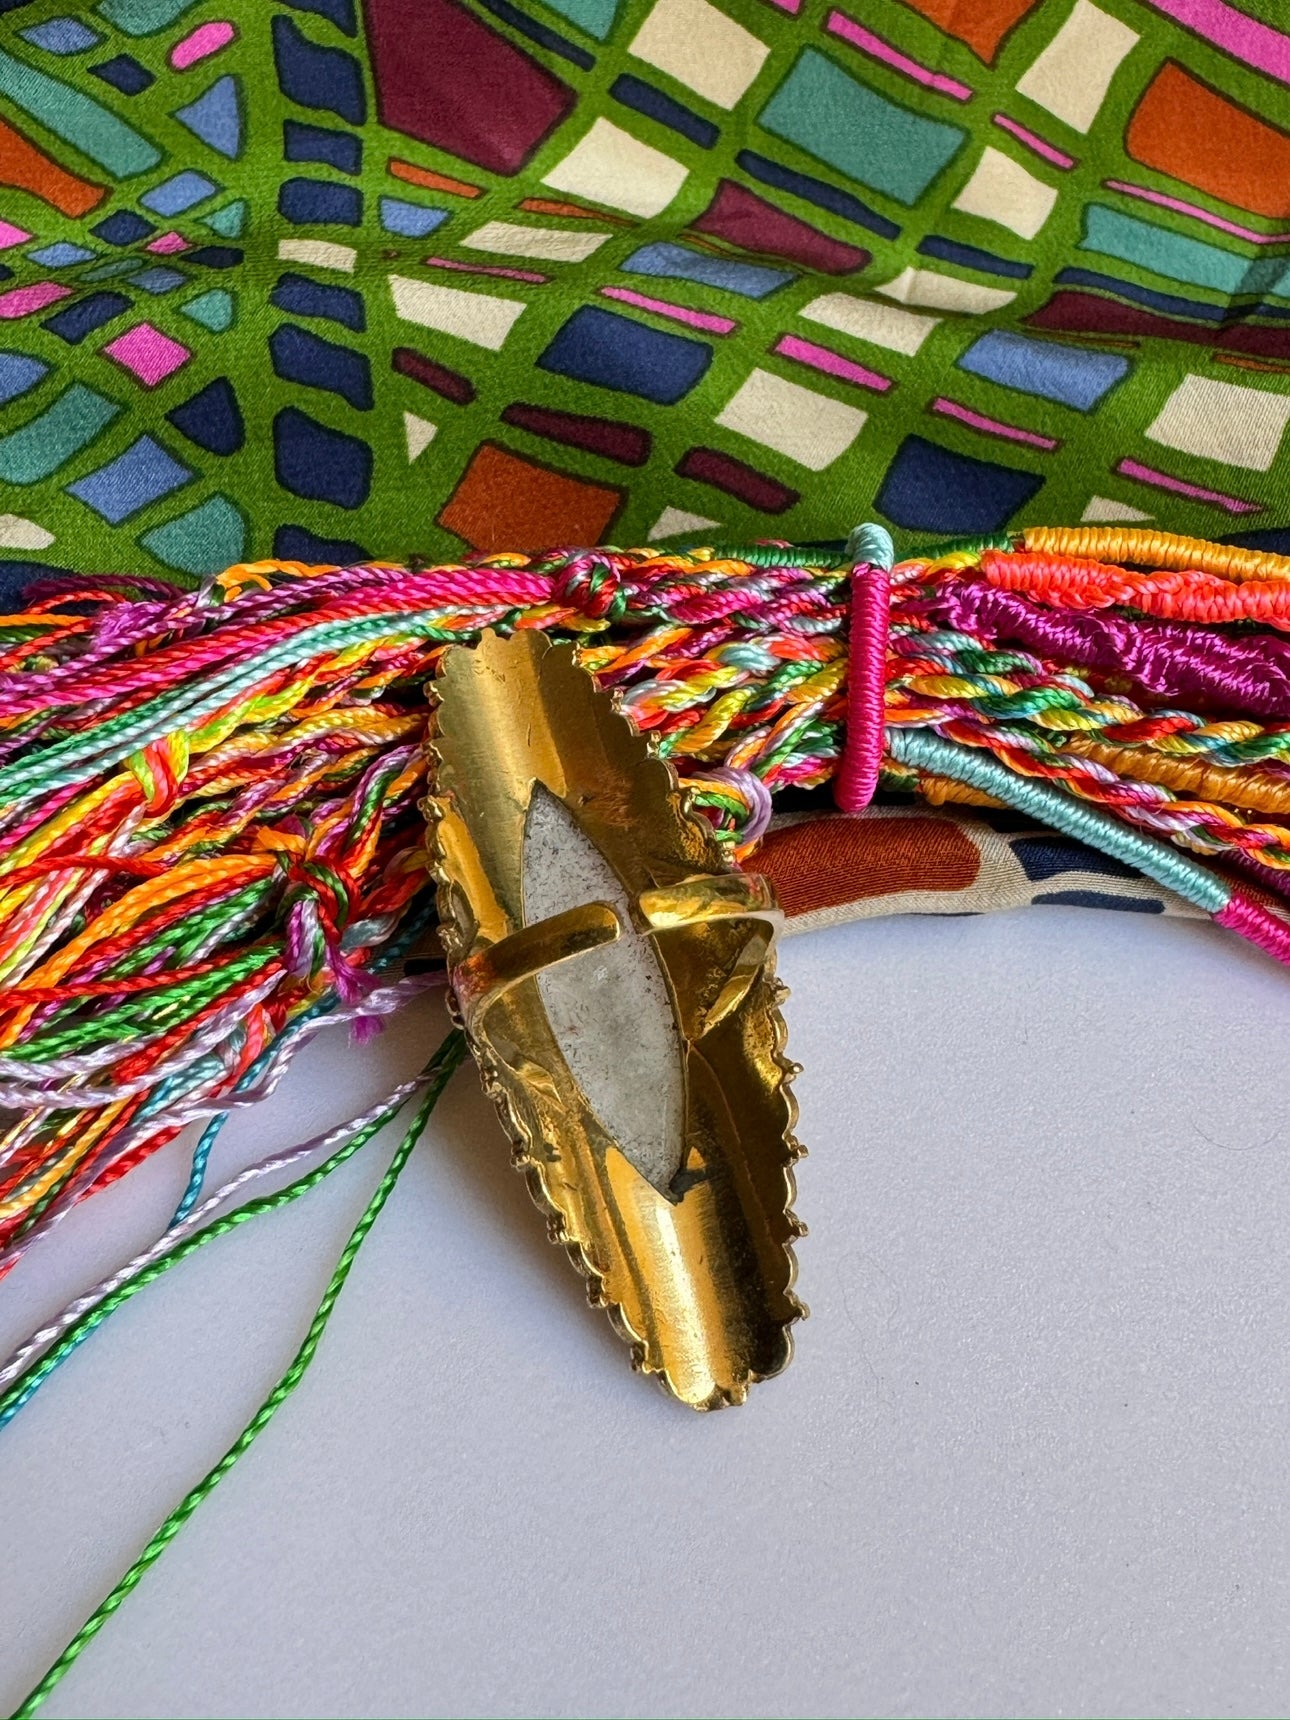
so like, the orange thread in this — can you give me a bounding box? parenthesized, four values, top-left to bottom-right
(1062, 739, 1290, 817)
(981, 550, 1290, 627)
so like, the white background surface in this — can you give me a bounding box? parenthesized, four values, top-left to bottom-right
(3, 904, 1288, 1719)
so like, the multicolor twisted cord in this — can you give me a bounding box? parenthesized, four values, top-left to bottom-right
(7, 520, 1290, 1714)
(3, 521, 1290, 1264)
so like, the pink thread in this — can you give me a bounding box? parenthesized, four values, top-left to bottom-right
(1216, 888, 1290, 966)
(928, 576, 1290, 718)
(833, 561, 891, 812)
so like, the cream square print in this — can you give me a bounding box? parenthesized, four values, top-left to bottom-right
(1146, 375, 1290, 472)
(952, 147, 1057, 240)
(628, 0, 770, 109)
(1016, 0, 1139, 133)
(801, 292, 939, 356)
(716, 368, 866, 470)
(542, 119, 688, 219)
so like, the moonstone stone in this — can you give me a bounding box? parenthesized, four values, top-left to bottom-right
(523, 784, 685, 1195)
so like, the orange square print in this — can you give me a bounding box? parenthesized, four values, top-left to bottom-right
(439, 442, 622, 552)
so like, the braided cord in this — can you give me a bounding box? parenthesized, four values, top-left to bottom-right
(3, 528, 1290, 1263)
(10, 1029, 465, 1720)
(887, 729, 1231, 915)
(5, 525, 1290, 1709)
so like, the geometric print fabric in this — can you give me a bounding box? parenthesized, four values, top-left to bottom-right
(0, 0, 1288, 579)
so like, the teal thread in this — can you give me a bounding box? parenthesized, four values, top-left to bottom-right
(846, 522, 895, 569)
(887, 727, 1233, 917)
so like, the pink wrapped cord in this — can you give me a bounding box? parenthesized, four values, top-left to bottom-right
(834, 523, 895, 814)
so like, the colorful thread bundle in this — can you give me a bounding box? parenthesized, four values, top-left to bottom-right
(3, 522, 1290, 1277)
(7, 521, 1290, 1711)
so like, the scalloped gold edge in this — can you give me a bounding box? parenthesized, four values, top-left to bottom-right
(422, 632, 804, 1410)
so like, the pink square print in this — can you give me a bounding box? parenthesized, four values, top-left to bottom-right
(102, 322, 192, 388)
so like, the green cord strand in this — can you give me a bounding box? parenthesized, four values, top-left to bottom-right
(8, 1028, 466, 1720)
(0, 1034, 466, 1425)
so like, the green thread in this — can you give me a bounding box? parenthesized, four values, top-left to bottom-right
(9, 1028, 465, 1720)
(907, 533, 1018, 558)
(0, 1035, 466, 1429)
(718, 542, 844, 569)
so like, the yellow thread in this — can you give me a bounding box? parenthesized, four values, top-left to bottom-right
(0, 880, 93, 987)
(913, 774, 1003, 808)
(905, 673, 1018, 698)
(680, 687, 752, 754)
(904, 550, 985, 576)
(1063, 738, 1290, 816)
(1022, 525, 1290, 583)
(0, 1101, 126, 1221)
(787, 659, 846, 705)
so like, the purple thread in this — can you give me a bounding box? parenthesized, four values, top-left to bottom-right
(928, 577, 1290, 719)
(696, 764, 774, 844)
(834, 562, 891, 812)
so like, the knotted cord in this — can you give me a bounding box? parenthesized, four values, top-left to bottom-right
(7, 521, 1290, 1714)
(2, 523, 1290, 1262)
